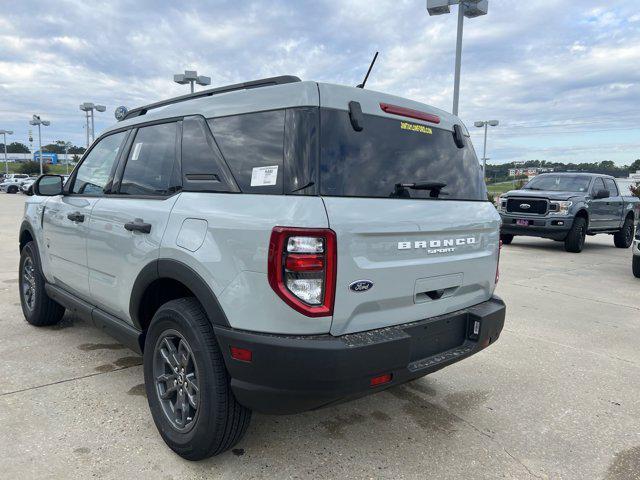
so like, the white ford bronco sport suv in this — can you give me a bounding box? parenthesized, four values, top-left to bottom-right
(19, 76, 505, 460)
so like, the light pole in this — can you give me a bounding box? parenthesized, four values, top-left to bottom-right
(173, 70, 211, 93)
(474, 119, 499, 176)
(427, 0, 489, 116)
(63, 141, 73, 175)
(79, 102, 106, 146)
(0, 129, 13, 175)
(29, 115, 50, 176)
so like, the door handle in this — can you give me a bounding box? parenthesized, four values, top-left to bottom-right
(67, 212, 85, 223)
(124, 219, 152, 234)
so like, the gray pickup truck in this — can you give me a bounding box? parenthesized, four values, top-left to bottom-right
(498, 173, 639, 253)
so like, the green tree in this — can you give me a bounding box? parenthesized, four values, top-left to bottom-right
(0, 141, 30, 153)
(19, 161, 49, 175)
(629, 159, 640, 173)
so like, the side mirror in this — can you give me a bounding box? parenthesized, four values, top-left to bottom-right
(593, 189, 609, 200)
(34, 175, 63, 196)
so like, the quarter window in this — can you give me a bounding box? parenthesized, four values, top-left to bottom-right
(72, 131, 126, 195)
(209, 110, 285, 194)
(593, 178, 606, 195)
(120, 122, 178, 196)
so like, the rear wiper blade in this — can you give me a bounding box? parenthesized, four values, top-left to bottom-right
(392, 181, 448, 198)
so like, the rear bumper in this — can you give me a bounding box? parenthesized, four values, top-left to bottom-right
(214, 296, 506, 414)
(500, 214, 573, 240)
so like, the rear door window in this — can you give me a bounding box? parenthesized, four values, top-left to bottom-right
(119, 122, 179, 196)
(319, 109, 486, 201)
(209, 110, 284, 194)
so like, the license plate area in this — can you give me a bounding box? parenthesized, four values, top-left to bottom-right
(406, 313, 467, 362)
(516, 219, 530, 226)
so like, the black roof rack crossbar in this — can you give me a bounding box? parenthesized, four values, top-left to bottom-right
(122, 75, 301, 121)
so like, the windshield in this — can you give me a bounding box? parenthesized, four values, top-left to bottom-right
(319, 109, 486, 201)
(523, 175, 591, 192)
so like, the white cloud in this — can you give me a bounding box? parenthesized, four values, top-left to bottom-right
(0, 0, 638, 164)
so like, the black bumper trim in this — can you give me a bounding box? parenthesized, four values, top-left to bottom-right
(213, 296, 506, 414)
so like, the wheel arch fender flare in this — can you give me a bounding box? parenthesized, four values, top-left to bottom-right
(129, 259, 230, 330)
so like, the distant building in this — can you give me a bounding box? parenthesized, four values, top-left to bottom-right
(508, 167, 554, 178)
(629, 170, 640, 180)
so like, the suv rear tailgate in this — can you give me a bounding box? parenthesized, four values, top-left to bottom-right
(324, 197, 500, 335)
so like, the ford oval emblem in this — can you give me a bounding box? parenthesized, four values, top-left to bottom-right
(520, 203, 531, 209)
(349, 280, 374, 292)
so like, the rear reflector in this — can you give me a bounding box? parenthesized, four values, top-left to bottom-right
(495, 240, 502, 285)
(230, 346, 252, 362)
(370, 373, 393, 387)
(379, 103, 441, 124)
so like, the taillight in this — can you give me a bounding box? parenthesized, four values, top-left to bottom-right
(268, 227, 337, 317)
(495, 240, 502, 285)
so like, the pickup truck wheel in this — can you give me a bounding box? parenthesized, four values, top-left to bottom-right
(7, 185, 18, 194)
(564, 217, 586, 253)
(633, 256, 640, 278)
(613, 217, 634, 248)
(144, 297, 251, 460)
(19, 241, 65, 326)
(500, 234, 514, 245)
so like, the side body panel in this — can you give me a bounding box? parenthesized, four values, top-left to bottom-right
(161, 193, 331, 334)
(40, 195, 101, 297)
(86, 195, 180, 323)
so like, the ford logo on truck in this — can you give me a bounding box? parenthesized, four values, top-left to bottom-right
(519, 203, 531, 209)
(349, 280, 374, 292)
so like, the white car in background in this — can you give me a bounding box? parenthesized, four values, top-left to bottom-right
(0, 174, 30, 193)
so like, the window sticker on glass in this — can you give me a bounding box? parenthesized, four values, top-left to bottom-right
(131, 142, 143, 161)
(250, 165, 278, 186)
(400, 121, 432, 135)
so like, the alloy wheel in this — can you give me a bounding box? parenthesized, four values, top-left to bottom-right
(153, 330, 200, 432)
(21, 256, 36, 311)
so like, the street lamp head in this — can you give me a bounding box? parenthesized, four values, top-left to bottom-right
(474, 121, 485, 128)
(95, 105, 106, 112)
(173, 74, 188, 85)
(463, 0, 488, 18)
(0, 130, 13, 135)
(196, 75, 211, 86)
(427, 0, 451, 15)
(42, 121, 50, 126)
(183, 70, 198, 82)
(488, 120, 499, 127)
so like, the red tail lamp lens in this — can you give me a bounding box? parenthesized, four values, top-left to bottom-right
(285, 254, 325, 272)
(230, 346, 252, 362)
(379, 103, 441, 124)
(370, 373, 393, 387)
(268, 227, 337, 317)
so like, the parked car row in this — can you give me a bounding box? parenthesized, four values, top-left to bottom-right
(0, 174, 68, 195)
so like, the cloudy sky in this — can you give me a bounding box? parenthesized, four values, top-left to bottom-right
(1, 0, 639, 165)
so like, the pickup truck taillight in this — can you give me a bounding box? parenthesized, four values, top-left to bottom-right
(495, 240, 502, 285)
(268, 227, 336, 317)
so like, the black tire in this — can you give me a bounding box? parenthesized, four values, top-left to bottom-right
(633, 256, 640, 278)
(613, 216, 634, 248)
(500, 234, 514, 245)
(144, 298, 251, 460)
(564, 217, 587, 253)
(19, 241, 65, 326)
(7, 185, 18, 194)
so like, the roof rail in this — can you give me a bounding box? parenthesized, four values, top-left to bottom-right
(122, 75, 301, 121)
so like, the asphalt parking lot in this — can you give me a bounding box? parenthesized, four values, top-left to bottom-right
(0, 193, 638, 480)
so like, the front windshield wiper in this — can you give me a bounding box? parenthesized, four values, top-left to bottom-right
(391, 181, 448, 199)
(524, 187, 541, 190)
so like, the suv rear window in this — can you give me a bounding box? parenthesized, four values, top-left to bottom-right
(319, 109, 486, 201)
